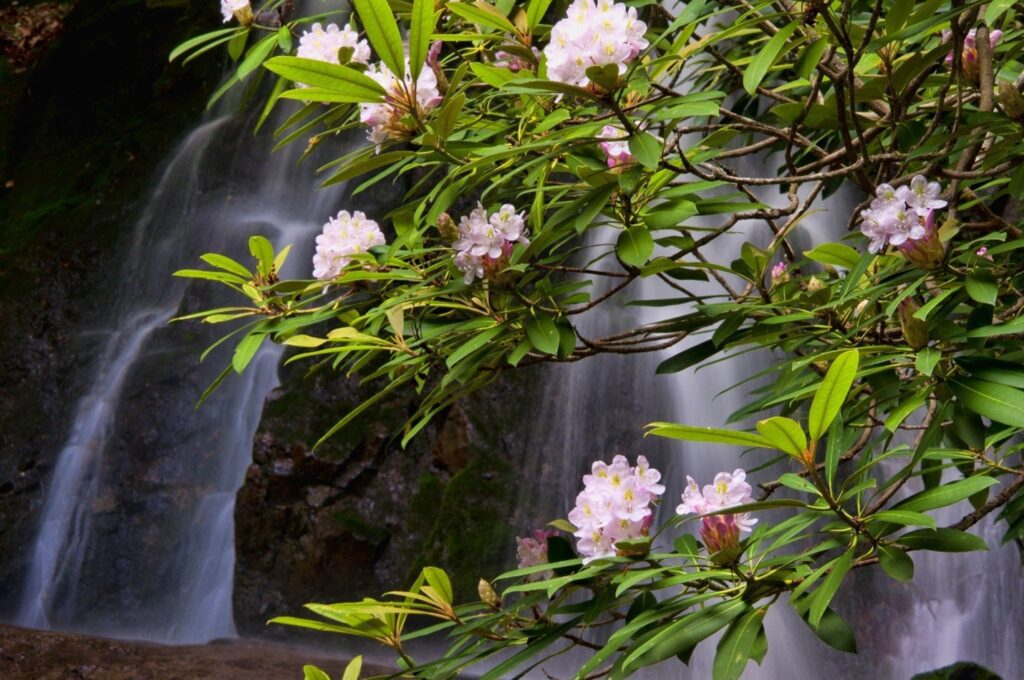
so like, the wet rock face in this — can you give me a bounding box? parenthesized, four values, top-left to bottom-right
(233, 361, 541, 637)
(0, 0, 219, 614)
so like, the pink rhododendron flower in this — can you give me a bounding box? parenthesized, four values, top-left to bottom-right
(569, 455, 663, 563)
(858, 175, 947, 254)
(297, 23, 371, 66)
(598, 125, 635, 168)
(516, 529, 557, 580)
(676, 469, 757, 552)
(359, 58, 442, 148)
(943, 28, 1002, 70)
(543, 0, 648, 88)
(221, 0, 251, 23)
(312, 210, 386, 280)
(452, 204, 529, 284)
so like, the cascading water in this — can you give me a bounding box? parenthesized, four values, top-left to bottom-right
(13, 23, 362, 640)
(514, 183, 1024, 677)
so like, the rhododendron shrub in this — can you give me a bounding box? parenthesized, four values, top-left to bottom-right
(172, 0, 1024, 677)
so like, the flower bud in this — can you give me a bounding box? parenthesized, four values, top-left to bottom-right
(234, 4, 254, 26)
(806, 276, 825, 293)
(770, 262, 790, 287)
(898, 298, 929, 350)
(898, 210, 946, 270)
(478, 578, 502, 609)
(437, 212, 458, 241)
(999, 80, 1024, 121)
(701, 514, 742, 563)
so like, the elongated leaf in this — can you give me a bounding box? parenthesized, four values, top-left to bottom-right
(950, 378, 1024, 427)
(898, 528, 988, 552)
(264, 56, 385, 101)
(804, 243, 860, 269)
(872, 510, 936, 529)
(237, 34, 278, 80)
(233, 333, 265, 373)
(170, 27, 239, 62)
(448, 1, 517, 33)
(527, 0, 553, 31)
(964, 270, 998, 306)
(645, 423, 772, 448)
(623, 599, 748, 672)
(756, 416, 807, 457)
(445, 326, 502, 367)
(800, 607, 857, 653)
(743, 21, 799, 94)
(656, 339, 719, 374)
(409, 0, 436, 81)
(808, 548, 854, 627)
(808, 349, 859, 441)
(893, 476, 997, 513)
(713, 608, 765, 680)
(353, 0, 406, 78)
(342, 657, 363, 680)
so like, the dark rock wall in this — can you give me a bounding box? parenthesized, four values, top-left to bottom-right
(233, 361, 541, 636)
(0, 0, 220, 614)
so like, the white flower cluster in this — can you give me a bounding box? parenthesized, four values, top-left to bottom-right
(312, 210, 386, 281)
(543, 0, 648, 88)
(220, 0, 250, 23)
(859, 175, 947, 254)
(359, 60, 442, 147)
(297, 23, 371, 66)
(568, 455, 665, 563)
(598, 125, 634, 168)
(452, 203, 529, 284)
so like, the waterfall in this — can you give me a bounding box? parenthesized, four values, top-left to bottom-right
(13, 55, 357, 640)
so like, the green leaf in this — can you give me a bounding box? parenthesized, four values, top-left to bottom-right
(656, 339, 719, 374)
(894, 476, 997, 513)
(526, 0, 553, 31)
(804, 243, 861, 269)
(801, 607, 857, 654)
(915, 347, 940, 376)
(755, 416, 807, 457)
(878, 545, 914, 581)
(985, 0, 1015, 23)
(957, 357, 1024, 389)
(237, 34, 278, 81)
(794, 38, 828, 80)
(623, 599, 748, 672)
(808, 349, 859, 441)
(170, 27, 239, 62)
(342, 656, 363, 680)
(249, 235, 274, 276)
(963, 316, 1024, 339)
(228, 29, 248, 61)
(713, 608, 765, 680)
(617, 227, 654, 268)
(408, 0, 436, 81)
(950, 378, 1024, 427)
(964, 271, 998, 305)
(884, 0, 915, 34)
(645, 423, 772, 449)
(445, 326, 503, 367)
(898, 528, 989, 552)
(434, 92, 466, 139)
(526, 314, 560, 355)
(304, 665, 331, 680)
(447, 1, 517, 33)
(807, 548, 854, 627)
(884, 387, 928, 432)
(422, 567, 453, 603)
(743, 21, 799, 95)
(232, 333, 265, 373)
(629, 132, 661, 170)
(352, 0, 406, 78)
(872, 510, 936, 529)
(264, 56, 385, 101)
(200, 253, 252, 278)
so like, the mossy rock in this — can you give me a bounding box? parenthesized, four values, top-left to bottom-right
(911, 662, 1002, 680)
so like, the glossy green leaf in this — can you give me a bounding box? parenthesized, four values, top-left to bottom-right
(617, 227, 654, 268)
(897, 528, 989, 552)
(629, 132, 662, 169)
(304, 665, 331, 680)
(878, 545, 914, 581)
(526, 314, 560, 355)
(353, 0, 406, 78)
(713, 608, 765, 680)
(808, 547, 854, 627)
(801, 607, 857, 654)
(743, 21, 799, 94)
(263, 57, 386, 101)
(408, 0, 436, 81)
(894, 476, 997, 513)
(808, 349, 859, 441)
(804, 243, 860, 269)
(756, 416, 807, 457)
(646, 423, 772, 448)
(623, 599, 748, 672)
(950, 378, 1024, 427)
(964, 271, 998, 305)
(342, 656, 363, 680)
(232, 333, 265, 373)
